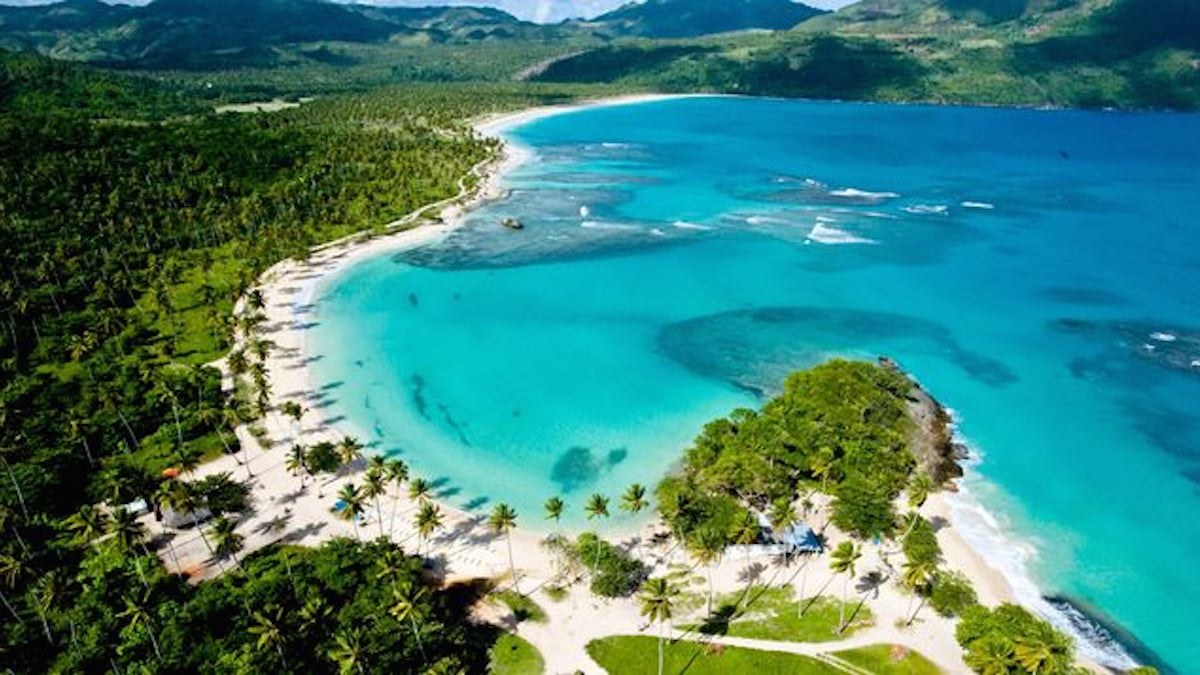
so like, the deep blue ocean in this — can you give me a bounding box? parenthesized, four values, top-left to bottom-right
(308, 97, 1200, 671)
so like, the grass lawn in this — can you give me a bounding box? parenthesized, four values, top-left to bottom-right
(492, 589, 548, 624)
(588, 635, 844, 675)
(686, 587, 872, 643)
(834, 644, 941, 674)
(489, 633, 544, 675)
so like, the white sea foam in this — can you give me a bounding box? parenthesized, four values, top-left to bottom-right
(946, 427, 1140, 671)
(1150, 332, 1177, 342)
(815, 215, 838, 223)
(580, 220, 638, 231)
(579, 205, 591, 218)
(806, 223, 876, 245)
(671, 220, 714, 231)
(962, 201, 996, 210)
(829, 187, 900, 199)
(746, 215, 792, 226)
(902, 204, 950, 215)
(649, 228, 667, 237)
(600, 142, 633, 149)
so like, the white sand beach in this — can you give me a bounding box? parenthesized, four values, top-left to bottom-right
(142, 93, 1060, 674)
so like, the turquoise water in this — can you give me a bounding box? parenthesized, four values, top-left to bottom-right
(308, 97, 1200, 671)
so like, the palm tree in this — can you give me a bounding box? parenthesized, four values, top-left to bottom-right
(733, 513, 761, 604)
(488, 503, 519, 593)
(691, 529, 726, 616)
(415, 501, 443, 557)
(328, 627, 367, 674)
(620, 483, 648, 515)
(210, 516, 244, 568)
(584, 493, 609, 522)
(902, 559, 937, 625)
(907, 473, 934, 511)
(298, 597, 332, 640)
(286, 444, 309, 488)
(336, 435, 363, 473)
(159, 481, 216, 558)
(64, 504, 109, 546)
(390, 580, 431, 661)
(769, 496, 796, 534)
(1013, 629, 1073, 674)
(306, 441, 340, 498)
(0, 543, 27, 625)
(386, 459, 409, 535)
(638, 577, 680, 675)
(363, 468, 387, 539)
(408, 477, 432, 504)
(374, 548, 408, 587)
(120, 590, 163, 662)
(107, 506, 149, 555)
(829, 540, 861, 634)
(584, 494, 610, 576)
(544, 496, 565, 525)
(249, 606, 289, 667)
(223, 403, 255, 470)
(227, 349, 249, 378)
(899, 473, 935, 545)
(174, 447, 202, 477)
(965, 635, 1016, 675)
(336, 483, 365, 541)
(281, 401, 304, 435)
(29, 573, 62, 644)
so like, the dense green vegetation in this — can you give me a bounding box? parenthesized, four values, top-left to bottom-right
(955, 604, 1083, 674)
(6, 535, 504, 673)
(0, 47, 613, 673)
(587, 635, 844, 675)
(3, 0, 1196, 109)
(0, 0, 574, 70)
(547, 532, 649, 599)
(657, 359, 919, 551)
(535, 0, 1200, 109)
(584, 0, 825, 39)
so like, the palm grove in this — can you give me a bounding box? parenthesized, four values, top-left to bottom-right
(0, 50, 596, 672)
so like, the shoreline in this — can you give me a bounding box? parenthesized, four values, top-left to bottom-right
(172, 92, 1127, 672)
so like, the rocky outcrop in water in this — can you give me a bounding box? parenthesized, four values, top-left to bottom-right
(879, 357, 966, 488)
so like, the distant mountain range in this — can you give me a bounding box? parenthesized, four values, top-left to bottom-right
(579, 0, 825, 38)
(0, 0, 827, 67)
(536, 0, 1200, 109)
(0, 0, 1196, 109)
(0, 0, 560, 67)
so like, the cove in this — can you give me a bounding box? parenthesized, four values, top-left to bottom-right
(308, 97, 1200, 672)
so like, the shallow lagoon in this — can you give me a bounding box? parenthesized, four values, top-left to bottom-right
(310, 97, 1200, 671)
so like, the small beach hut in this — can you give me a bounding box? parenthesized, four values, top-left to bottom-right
(779, 523, 822, 554)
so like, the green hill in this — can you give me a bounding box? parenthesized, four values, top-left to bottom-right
(579, 0, 826, 38)
(533, 0, 1200, 109)
(0, 0, 566, 69)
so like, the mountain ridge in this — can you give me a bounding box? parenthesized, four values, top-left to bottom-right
(579, 0, 827, 38)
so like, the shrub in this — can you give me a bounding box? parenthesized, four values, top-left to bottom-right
(902, 516, 942, 566)
(956, 604, 1075, 674)
(574, 533, 647, 598)
(929, 570, 976, 617)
